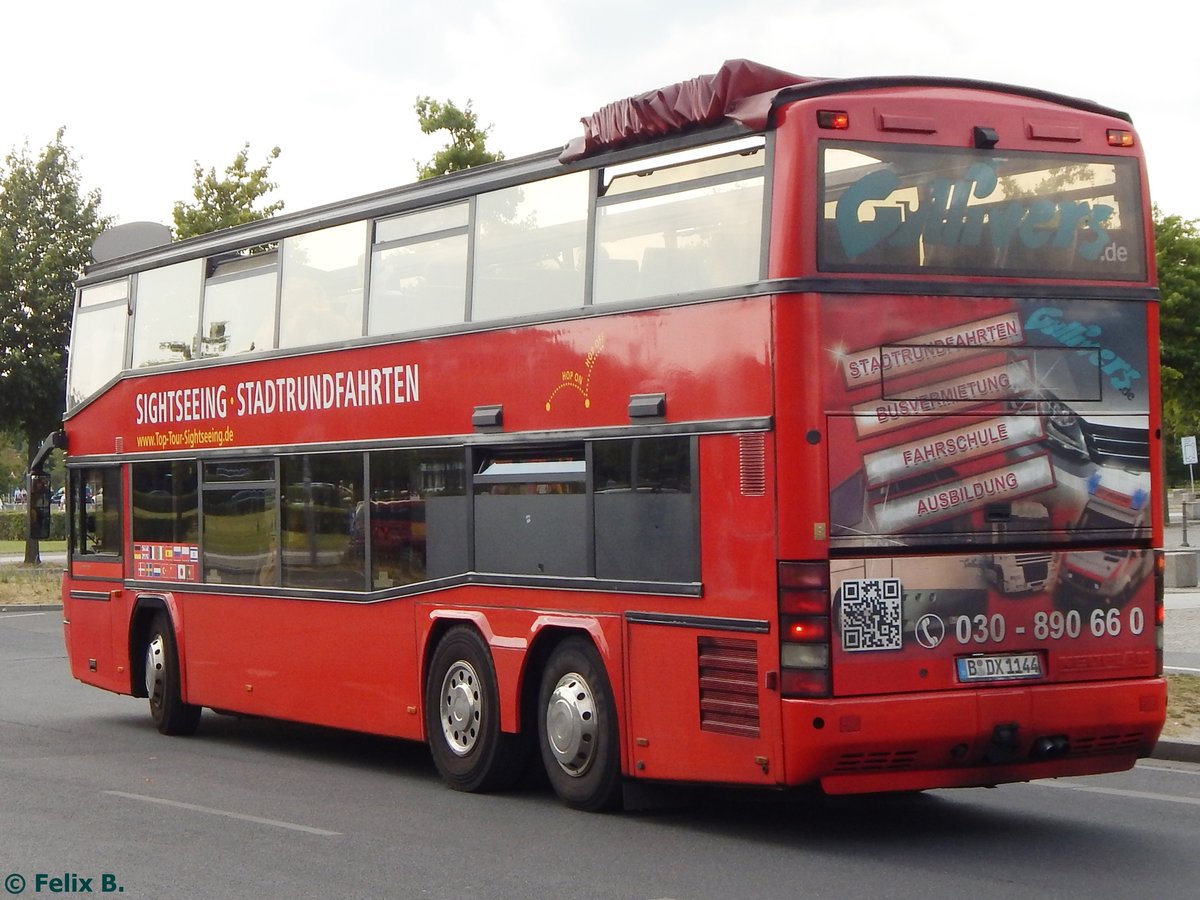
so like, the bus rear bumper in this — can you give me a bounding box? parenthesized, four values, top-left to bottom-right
(779, 677, 1167, 794)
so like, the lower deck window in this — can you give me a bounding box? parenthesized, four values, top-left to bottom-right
(201, 460, 277, 586)
(132, 461, 198, 545)
(594, 437, 698, 582)
(367, 448, 468, 588)
(71, 467, 122, 557)
(124, 435, 698, 591)
(474, 452, 588, 577)
(280, 454, 364, 590)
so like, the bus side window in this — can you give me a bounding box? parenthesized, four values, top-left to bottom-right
(74, 467, 122, 557)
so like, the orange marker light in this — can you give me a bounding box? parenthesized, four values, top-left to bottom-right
(1106, 128, 1135, 147)
(818, 110, 850, 130)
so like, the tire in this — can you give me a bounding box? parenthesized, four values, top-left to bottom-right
(144, 613, 201, 736)
(424, 626, 527, 793)
(537, 637, 621, 811)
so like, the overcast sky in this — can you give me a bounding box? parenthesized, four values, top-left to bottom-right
(3, 0, 1195, 227)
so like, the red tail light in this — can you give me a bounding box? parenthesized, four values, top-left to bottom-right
(784, 616, 830, 643)
(779, 561, 831, 698)
(781, 668, 831, 697)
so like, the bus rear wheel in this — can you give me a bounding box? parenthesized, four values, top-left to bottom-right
(537, 637, 620, 811)
(144, 613, 201, 736)
(424, 626, 526, 793)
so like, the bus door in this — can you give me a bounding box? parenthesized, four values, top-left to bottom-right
(63, 465, 128, 693)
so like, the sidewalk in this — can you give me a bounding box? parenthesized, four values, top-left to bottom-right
(1158, 515, 1200, 761)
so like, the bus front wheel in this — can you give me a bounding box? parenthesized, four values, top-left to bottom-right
(537, 637, 620, 811)
(144, 613, 201, 736)
(424, 626, 526, 792)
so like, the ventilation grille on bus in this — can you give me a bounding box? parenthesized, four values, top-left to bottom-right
(833, 749, 919, 773)
(1070, 731, 1147, 757)
(698, 637, 760, 738)
(739, 433, 766, 497)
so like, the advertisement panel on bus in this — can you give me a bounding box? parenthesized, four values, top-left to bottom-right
(828, 548, 1157, 697)
(824, 295, 1150, 548)
(821, 294, 1155, 696)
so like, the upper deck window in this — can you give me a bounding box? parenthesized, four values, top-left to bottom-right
(130, 259, 203, 367)
(819, 142, 1146, 280)
(79, 279, 129, 308)
(200, 250, 279, 358)
(278, 221, 369, 349)
(594, 139, 765, 304)
(369, 203, 469, 335)
(67, 279, 128, 409)
(471, 172, 588, 321)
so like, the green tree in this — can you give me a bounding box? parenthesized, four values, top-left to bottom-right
(414, 98, 503, 181)
(0, 433, 25, 501)
(0, 128, 106, 562)
(1155, 206, 1200, 482)
(172, 143, 283, 239)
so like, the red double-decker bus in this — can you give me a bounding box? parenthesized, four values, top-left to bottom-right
(45, 60, 1166, 810)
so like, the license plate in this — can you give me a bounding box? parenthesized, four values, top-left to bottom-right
(956, 652, 1043, 682)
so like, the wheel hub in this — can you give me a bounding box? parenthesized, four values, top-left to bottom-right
(545, 672, 597, 777)
(145, 634, 165, 703)
(439, 661, 482, 756)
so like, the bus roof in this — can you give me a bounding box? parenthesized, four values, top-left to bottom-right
(561, 59, 1131, 162)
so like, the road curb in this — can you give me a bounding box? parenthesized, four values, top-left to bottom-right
(1152, 739, 1200, 764)
(0, 604, 63, 613)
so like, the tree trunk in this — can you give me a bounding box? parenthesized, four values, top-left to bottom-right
(23, 430, 42, 566)
(24, 497, 42, 566)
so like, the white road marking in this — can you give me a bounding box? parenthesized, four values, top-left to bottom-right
(103, 790, 341, 835)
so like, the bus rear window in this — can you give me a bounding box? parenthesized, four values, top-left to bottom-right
(819, 142, 1146, 280)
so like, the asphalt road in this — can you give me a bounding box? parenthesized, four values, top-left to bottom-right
(3, 610, 1200, 900)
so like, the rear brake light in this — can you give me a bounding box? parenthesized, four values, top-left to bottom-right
(817, 110, 850, 130)
(1106, 128, 1135, 147)
(783, 616, 830, 643)
(780, 591, 828, 615)
(779, 561, 832, 698)
(781, 669, 831, 697)
(779, 562, 827, 591)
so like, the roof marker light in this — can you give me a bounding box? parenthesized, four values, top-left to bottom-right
(817, 110, 849, 130)
(1107, 129, 1135, 147)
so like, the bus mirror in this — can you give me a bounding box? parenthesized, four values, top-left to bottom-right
(28, 472, 52, 540)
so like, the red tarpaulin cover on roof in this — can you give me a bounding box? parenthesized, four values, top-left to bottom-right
(560, 59, 809, 162)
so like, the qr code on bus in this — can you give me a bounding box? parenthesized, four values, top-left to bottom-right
(839, 578, 903, 652)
